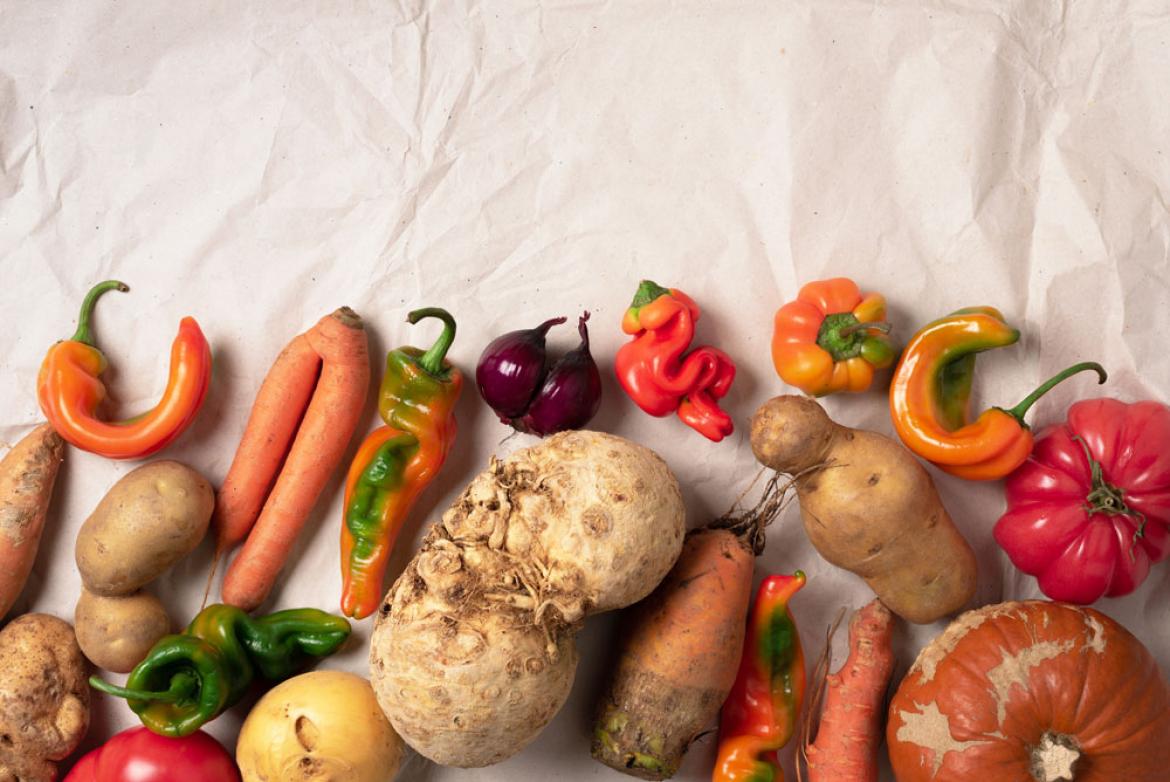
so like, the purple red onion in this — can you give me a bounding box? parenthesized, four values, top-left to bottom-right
(476, 312, 602, 436)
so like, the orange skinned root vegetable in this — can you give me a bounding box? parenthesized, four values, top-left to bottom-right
(592, 474, 798, 780)
(800, 600, 895, 782)
(214, 307, 369, 611)
(38, 281, 212, 460)
(0, 424, 65, 619)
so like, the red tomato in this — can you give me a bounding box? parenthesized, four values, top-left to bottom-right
(64, 727, 240, 782)
(995, 398, 1170, 603)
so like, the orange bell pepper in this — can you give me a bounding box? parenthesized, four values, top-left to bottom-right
(770, 278, 894, 396)
(889, 306, 1106, 481)
(37, 280, 212, 460)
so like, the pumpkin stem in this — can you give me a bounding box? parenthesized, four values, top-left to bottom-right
(1030, 732, 1081, 782)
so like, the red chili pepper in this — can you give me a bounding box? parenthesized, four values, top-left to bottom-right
(994, 398, 1170, 604)
(615, 280, 736, 442)
(714, 572, 807, 782)
(64, 726, 240, 782)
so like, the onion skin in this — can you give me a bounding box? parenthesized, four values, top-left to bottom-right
(517, 313, 602, 436)
(476, 316, 566, 419)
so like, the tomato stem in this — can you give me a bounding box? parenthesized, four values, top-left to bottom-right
(1071, 435, 1147, 561)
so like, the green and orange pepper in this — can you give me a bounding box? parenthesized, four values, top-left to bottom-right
(890, 306, 1106, 480)
(340, 307, 462, 620)
(37, 280, 212, 459)
(615, 280, 736, 442)
(771, 278, 894, 396)
(714, 572, 806, 782)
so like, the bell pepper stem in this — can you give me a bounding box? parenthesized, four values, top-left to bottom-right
(407, 307, 457, 376)
(88, 670, 198, 704)
(69, 280, 129, 346)
(837, 321, 891, 338)
(630, 279, 671, 308)
(1005, 362, 1107, 422)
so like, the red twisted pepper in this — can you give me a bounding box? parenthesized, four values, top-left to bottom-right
(340, 308, 462, 619)
(714, 572, 807, 782)
(37, 280, 212, 459)
(615, 280, 736, 442)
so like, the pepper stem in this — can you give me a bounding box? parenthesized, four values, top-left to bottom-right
(630, 279, 671, 308)
(407, 307, 457, 376)
(837, 321, 891, 338)
(69, 280, 129, 345)
(1005, 362, 1107, 422)
(88, 670, 198, 704)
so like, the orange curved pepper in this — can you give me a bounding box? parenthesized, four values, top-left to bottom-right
(37, 280, 212, 460)
(771, 278, 894, 396)
(889, 307, 1106, 481)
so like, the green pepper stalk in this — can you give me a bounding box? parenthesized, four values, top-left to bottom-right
(89, 604, 350, 737)
(340, 307, 463, 620)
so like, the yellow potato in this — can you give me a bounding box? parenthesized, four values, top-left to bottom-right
(75, 460, 213, 596)
(74, 587, 170, 673)
(237, 670, 404, 782)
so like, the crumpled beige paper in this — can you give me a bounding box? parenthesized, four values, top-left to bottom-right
(1, 1, 1168, 779)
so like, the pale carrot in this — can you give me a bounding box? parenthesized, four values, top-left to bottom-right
(801, 599, 896, 782)
(218, 307, 369, 611)
(0, 424, 65, 619)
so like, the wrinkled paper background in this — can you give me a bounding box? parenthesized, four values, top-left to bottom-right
(2, 1, 1169, 779)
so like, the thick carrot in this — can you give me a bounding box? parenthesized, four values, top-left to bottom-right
(592, 527, 755, 780)
(219, 307, 369, 611)
(0, 424, 65, 619)
(801, 599, 895, 782)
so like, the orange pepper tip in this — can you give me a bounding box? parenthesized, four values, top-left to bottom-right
(68, 280, 130, 346)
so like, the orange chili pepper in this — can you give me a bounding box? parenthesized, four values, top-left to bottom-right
(770, 278, 894, 396)
(889, 307, 1106, 481)
(37, 280, 212, 460)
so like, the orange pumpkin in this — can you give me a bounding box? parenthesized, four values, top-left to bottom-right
(888, 601, 1170, 782)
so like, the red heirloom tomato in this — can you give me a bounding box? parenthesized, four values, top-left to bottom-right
(64, 727, 240, 782)
(994, 398, 1170, 603)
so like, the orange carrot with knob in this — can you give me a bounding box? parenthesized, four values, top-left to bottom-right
(215, 307, 369, 612)
(0, 424, 65, 619)
(800, 599, 895, 782)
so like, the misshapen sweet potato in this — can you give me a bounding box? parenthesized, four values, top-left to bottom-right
(750, 395, 975, 624)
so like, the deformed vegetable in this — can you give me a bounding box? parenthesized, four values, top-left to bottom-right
(75, 587, 171, 673)
(771, 278, 894, 396)
(64, 726, 240, 782)
(616, 280, 736, 441)
(236, 670, 404, 782)
(37, 280, 212, 459)
(995, 397, 1170, 603)
(750, 395, 976, 624)
(801, 600, 895, 782)
(76, 460, 213, 597)
(0, 613, 90, 782)
(714, 572, 807, 782)
(370, 430, 685, 768)
(888, 601, 1170, 782)
(217, 307, 369, 612)
(341, 307, 462, 620)
(477, 312, 601, 435)
(889, 306, 1106, 480)
(90, 604, 350, 737)
(0, 423, 64, 620)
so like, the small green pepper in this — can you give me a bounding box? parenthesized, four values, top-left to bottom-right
(89, 604, 350, 737)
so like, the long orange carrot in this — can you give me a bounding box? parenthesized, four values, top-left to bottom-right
(0, 424, 65, 619)
(218, 307, 369, 612)
(801, 599, 895, 782)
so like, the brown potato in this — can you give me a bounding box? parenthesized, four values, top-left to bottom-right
(750, 395, 976, 624)
(74, 587, 171, 673)
(0, 613, 89, 781)
(75, 460, 213, 596)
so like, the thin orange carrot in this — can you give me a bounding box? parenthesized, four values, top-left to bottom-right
(801, 599, 895, 782)
(0, 424, 65, 619)
(219, 307, 369, 612)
